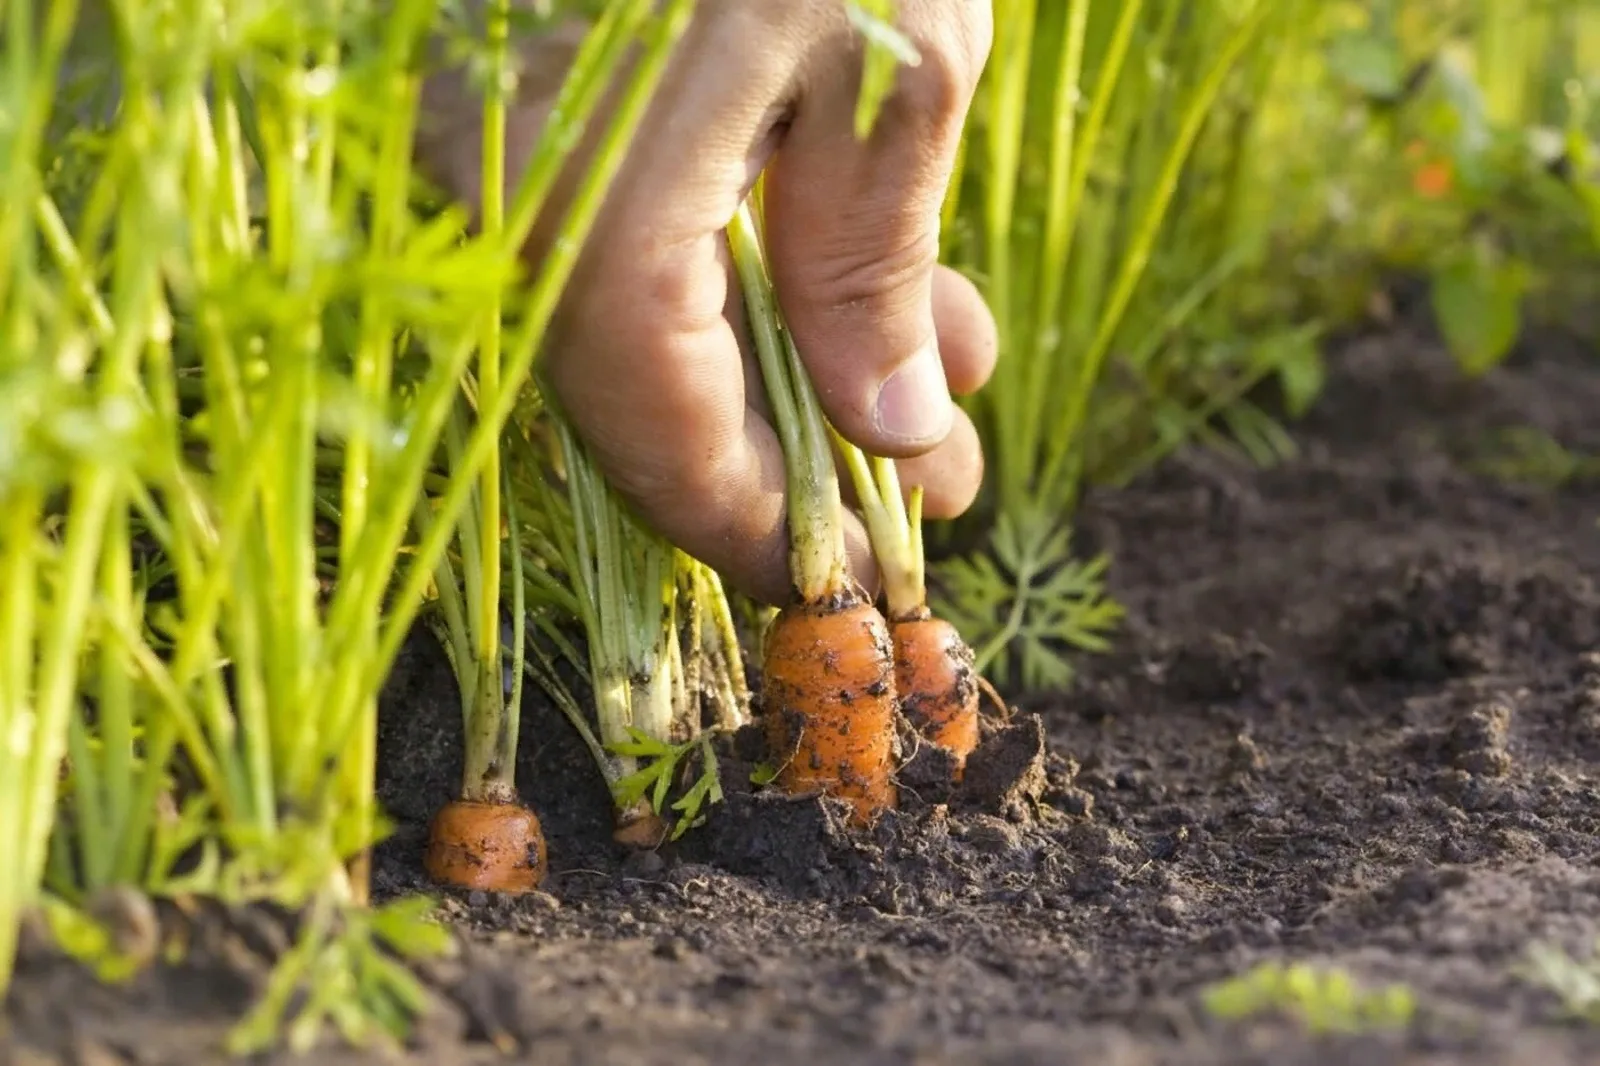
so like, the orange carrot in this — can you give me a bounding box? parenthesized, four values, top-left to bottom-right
(892, 610, 980, 767)
(729, 198, 899, 826)
(612, 800, 670, 849)
(837, 443, 983, 777)
(762, 599, 899, 823)
(421, 440, 547, 894)
(424, 797, 547, 894)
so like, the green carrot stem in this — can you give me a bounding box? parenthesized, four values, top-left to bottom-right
(475, 0, 509, 676)
(726, 199, 850, 604)
(832, 434, 927, 621)
(698, 564, 750, 727)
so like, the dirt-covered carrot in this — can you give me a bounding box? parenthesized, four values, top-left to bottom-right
(424, 794, 548, 894)
(419, 401, 548, 895)
(836, 443, 981, 775)
(727, 197, 898, 826)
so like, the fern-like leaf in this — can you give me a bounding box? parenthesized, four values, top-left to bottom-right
(933, 509, 1123, 692)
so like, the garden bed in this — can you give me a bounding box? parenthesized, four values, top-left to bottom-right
(10, 307, 1600, 1065)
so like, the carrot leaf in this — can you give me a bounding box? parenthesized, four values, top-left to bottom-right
(933, 509, 1123, 690)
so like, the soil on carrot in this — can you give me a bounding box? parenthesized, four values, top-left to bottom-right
(11, 304, 1600, 1065)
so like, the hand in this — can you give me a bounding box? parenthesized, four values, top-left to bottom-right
(417, 1, 996, 605)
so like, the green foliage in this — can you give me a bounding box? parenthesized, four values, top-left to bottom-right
(227, 894, 455, 1056)
(608, 729, 724, 841)
(1294, 0, 1600, 375)
(0, 0, 696, 1048)
(929, 0, 1600, 695)
(932, 0, 1314, 689)
(36, 894, 152, 985)
(950, 0, 1288, 517)
(1561, 80, 1600, 250)
(1202, 961, 1418, 1034)
(1466, 426, 1600, 488)
(1325, 23, 1410, 100)
(935, 511, 1121, 691)
(1518, 940, 1600, 1023)
(1430, 242, 1529, 375)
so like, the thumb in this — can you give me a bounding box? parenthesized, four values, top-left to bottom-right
(761, 16, 986, 458)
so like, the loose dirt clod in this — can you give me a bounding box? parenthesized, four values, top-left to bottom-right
(960, 715, 1049, 819)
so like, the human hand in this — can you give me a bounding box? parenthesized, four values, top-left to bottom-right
(417, 1, 996, 605)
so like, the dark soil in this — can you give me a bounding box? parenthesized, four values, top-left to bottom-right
(10, 311, 1600, 1065)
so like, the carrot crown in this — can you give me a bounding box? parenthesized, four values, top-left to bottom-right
(835, 439, 928, 621)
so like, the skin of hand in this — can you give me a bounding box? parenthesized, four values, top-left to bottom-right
(416, 1, 998, 606)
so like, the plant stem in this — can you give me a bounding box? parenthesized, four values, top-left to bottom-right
(476, 0, 509, 683)
(695, 563, 749, 729)
(334, 0, 695, 772)
(833, 436, 926, 620)
(556, 418, 638, 781)
(981, 0, 1038, 515)
(336, 20, 415, 900)
(1038, 2, 1270, 505)
(726, 200, 849, 604)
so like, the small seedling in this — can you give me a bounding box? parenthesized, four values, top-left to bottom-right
(1466, 425, 1600, 489)
(1518, 940, 1600, 1023)
(935, 511, 1123, 691)
(608, 729, 724, 842)
(35, 894, 152, 986)
(227, 893, 455, 1057)
(1201, 960, 1417, 1034)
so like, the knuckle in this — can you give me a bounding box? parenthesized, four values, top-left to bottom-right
(892, 45, 971, 130)
(894, 1, 989, 117)
(799, 218, 938, 318)
(966, 1, 995, 71)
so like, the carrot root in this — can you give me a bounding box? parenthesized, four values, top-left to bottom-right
(613, 800, 670, 850)
(424, 799, 548, 895)
(977, 674, 1011, 722)
(762, 598, 899, 826)
(893, 615, 981, 778)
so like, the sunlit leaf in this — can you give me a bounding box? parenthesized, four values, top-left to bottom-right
(1431, 249, 1527, 376)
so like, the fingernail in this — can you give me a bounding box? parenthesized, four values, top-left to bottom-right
(873, 342, 952, 447)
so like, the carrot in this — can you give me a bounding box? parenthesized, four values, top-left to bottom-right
(612, 799, 670, 849)
(419, 403, 549, 895)
(424, 794, 548, 894)
(761, 600, 898, 821)
(892, 611, 981, 765)
(727, 197, 899, 826)
(836, 445, 982, 777)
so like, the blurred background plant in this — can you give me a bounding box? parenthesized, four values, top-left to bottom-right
(929, 0, 1600, 689)
(3, 0, 1597, 1053)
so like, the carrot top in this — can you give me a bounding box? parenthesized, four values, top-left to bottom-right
(835, 437, 928, 622)
(726, 195, 851, 605)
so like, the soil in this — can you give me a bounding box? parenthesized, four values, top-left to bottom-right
(10, 303, 1600, 1065)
